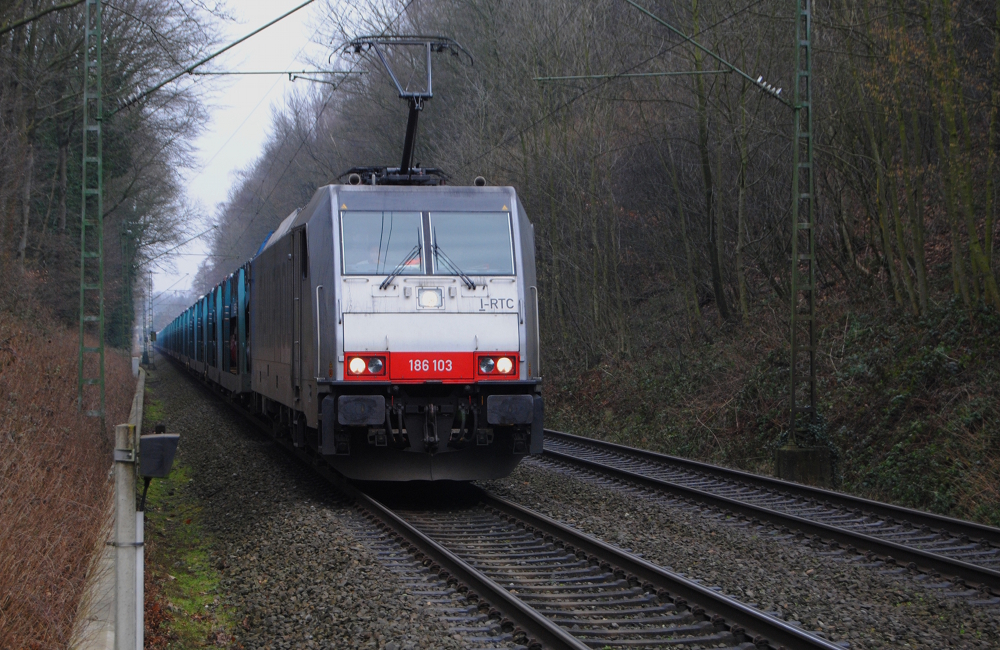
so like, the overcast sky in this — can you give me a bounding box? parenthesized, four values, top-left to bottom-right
(151, 1, 328, 303)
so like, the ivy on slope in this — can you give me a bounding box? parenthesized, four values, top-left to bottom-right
(545, 299, 1000, 526)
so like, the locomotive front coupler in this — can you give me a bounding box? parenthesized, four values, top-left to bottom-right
(400, 400, 456, 454)
(424, 403, 439, 452)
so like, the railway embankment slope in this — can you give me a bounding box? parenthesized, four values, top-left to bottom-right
(0, 273, 136, 648)
(545, 297, 1000, 527)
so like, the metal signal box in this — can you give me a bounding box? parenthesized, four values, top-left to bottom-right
(139, 433, 179, 478)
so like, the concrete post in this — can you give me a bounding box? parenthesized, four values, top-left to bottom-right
(136, 510, 143, 650)
(114, 424, 136, 650)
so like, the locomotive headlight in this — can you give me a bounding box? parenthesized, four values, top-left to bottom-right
(367, 357, 384, 374)
(479, 357, 495, 374)
(348, 357, 366, 374)
(417, 287, 443, 309)
(496, 357, 514, 374)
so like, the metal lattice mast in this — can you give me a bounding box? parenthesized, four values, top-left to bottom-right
(77, 0, 105, 418)
(144, 270, 152, 363)
(788, 0, 816, 444)
(120, 220, 137, 349)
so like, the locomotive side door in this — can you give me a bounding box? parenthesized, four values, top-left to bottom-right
(291, 227, 305, 400)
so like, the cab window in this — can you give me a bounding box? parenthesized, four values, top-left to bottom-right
(341, 211, 423, 275)
(430, 212, 514, 275)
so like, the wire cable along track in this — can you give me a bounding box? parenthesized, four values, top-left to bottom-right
(347, 483, 842, 650)
(543, 429, 1000, 598)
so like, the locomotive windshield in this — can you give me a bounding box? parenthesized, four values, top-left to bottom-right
(430, 212, 514, 275)
(341, 211, 423, 275)
(340, 210, 514, 276)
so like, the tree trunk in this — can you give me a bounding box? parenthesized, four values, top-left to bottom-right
(936, 109, 971, 308)
(922, 0, 972, 308)
(57, 140, 67, 231)
(692, 0, 730, 321)
(940, 0, 1000, 310)
(852, 11, 904, 307)
(541, 123, 564, 342)
(36, 159, 59, 253)
(736, 105, 750, 322)
(887, 158, 918, 313)
(589, 155, 601, 334)
(890, 3, 927, 314)
(664, 144, 702, 334)
(855, 77, 903, 305)
(17, 142, 33, 266)
(898, 98, 929, 313)
(877, 173, 904, 306)
(987, 0, 1000, 268)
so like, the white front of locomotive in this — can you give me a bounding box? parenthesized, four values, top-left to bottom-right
(318, 185, 542, 481)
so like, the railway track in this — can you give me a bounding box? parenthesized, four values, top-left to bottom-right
(345, 482, 844, 650)
(542, 429, 1000, 600)
(174, 357, 991, 646)
(198, 373, 838, 648)
(339, 509, 518, 648)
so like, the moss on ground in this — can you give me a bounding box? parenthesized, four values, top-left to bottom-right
(144, 391, 165, 430)
(143, 397, 233, 648)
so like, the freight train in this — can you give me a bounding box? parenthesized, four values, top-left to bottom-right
(156, 178, 543, 480)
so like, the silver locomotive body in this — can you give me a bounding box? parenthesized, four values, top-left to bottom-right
(161, 184, 543, 481)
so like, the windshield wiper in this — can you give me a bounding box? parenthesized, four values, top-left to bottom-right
(379, 244, 420, 290)
(434, 244, 476, 290)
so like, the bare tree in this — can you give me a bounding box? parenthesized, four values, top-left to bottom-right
(1, 0, 221, 344)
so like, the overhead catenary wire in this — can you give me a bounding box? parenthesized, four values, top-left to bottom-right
(288, 75, 343, 86)
(189, 70, 364, 76)
(0, 0, 85, 36)
(218, 0, 762, 266)
(535, 70, 730, 82)
(145, 226, 217, 265)
(109, 0, 320, 116)
(454, 0, 772, 175)
(151, 274, 190, 301)
(623, 0, 790, 106)
(221, 0, 420, 261)
(189, 16, 334, 181)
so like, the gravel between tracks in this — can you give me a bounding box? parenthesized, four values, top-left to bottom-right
(146, 353, 470, 650)
(483, 460, 1000, 649)
(147, 350, 1000, 650)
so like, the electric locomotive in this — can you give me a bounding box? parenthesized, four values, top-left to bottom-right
(157, 36, 543, 481)
(158, 178, 543, 481)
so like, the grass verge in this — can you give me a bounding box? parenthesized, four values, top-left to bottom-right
(143, 397, 234, 649)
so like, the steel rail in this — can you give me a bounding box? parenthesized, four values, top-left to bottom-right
(475, 488, 843, 650)
(161, 352, 985, 646)
(543, 431, 1000, 593)
(155, 352, 585, 649)
(159, 353, 839, 649)
(546, 429, 1000, 546)
(337, 482, 591, 650)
